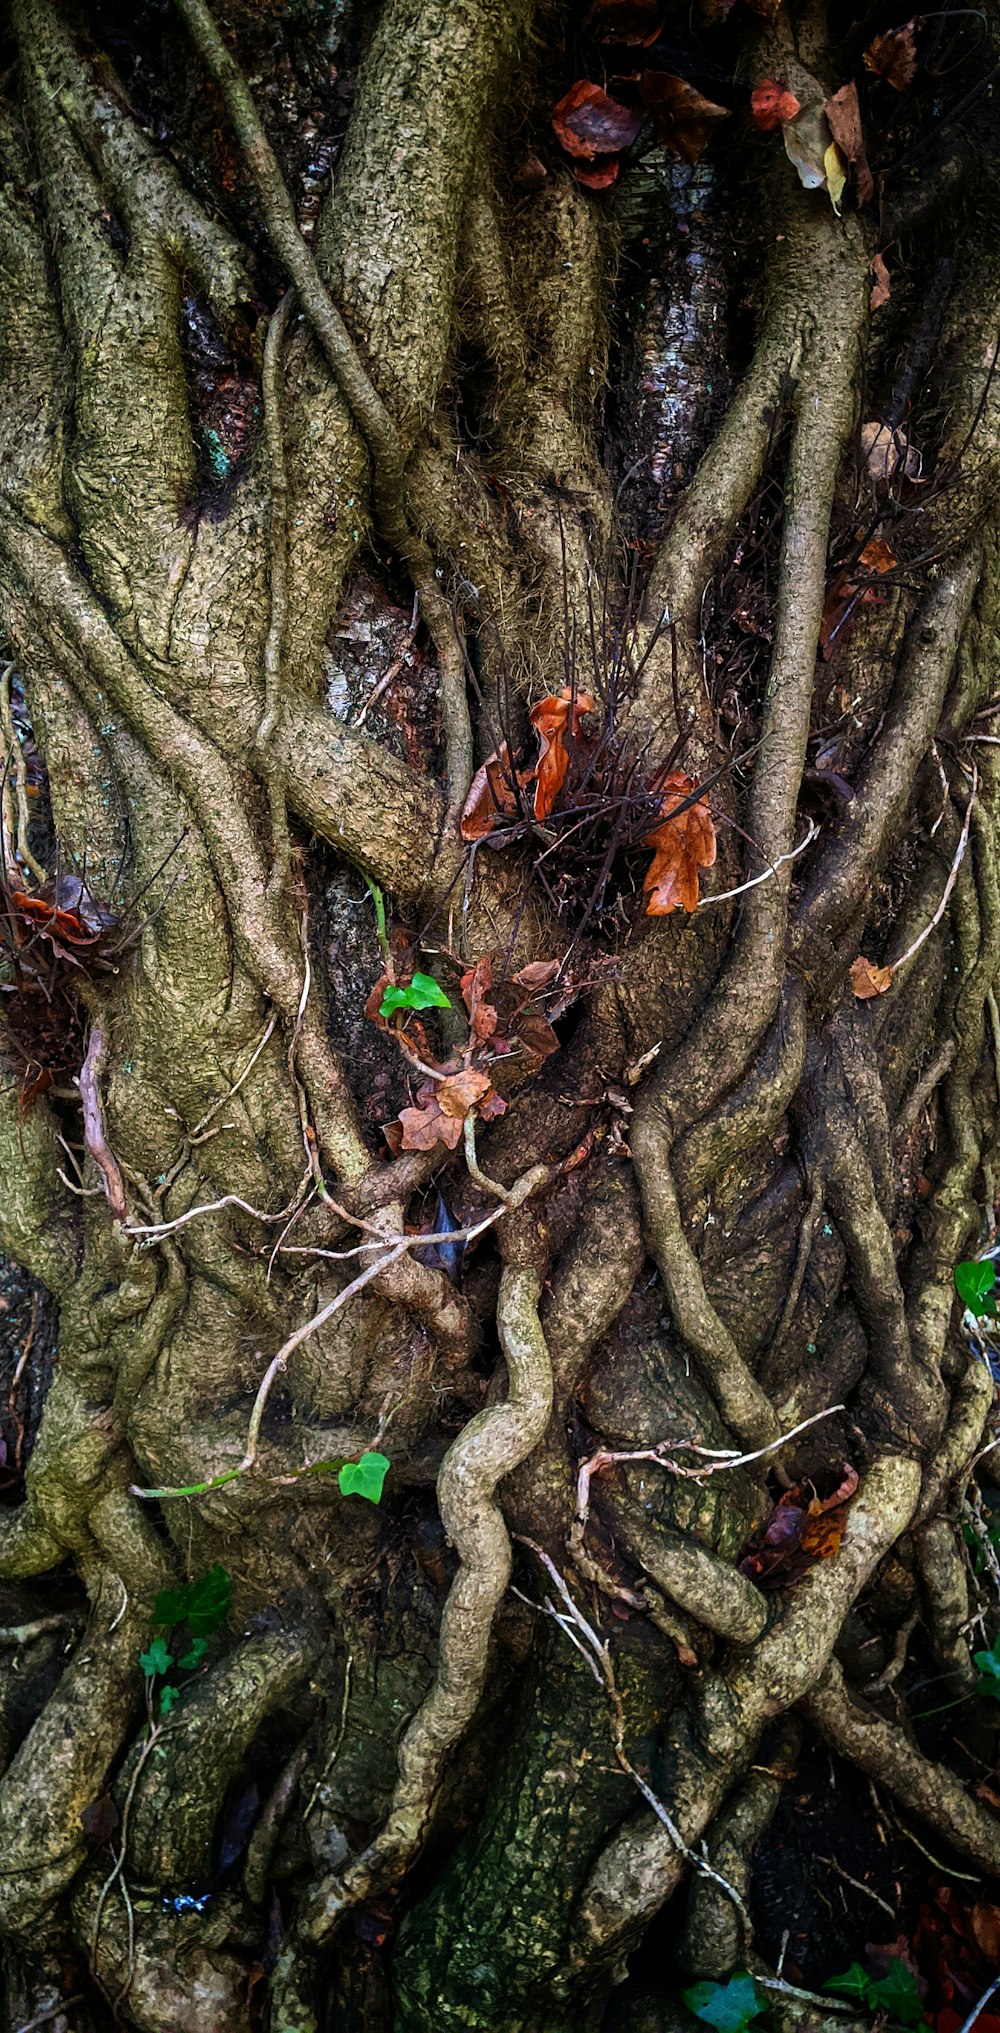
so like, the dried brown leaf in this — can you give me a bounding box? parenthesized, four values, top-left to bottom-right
(861, 419, 922, 484)
(512, 958, 561, 992)
(864, 21, 917, 91)
(513, 1010, 561, 1061)
(850, 955, 893, 999)
(640, 71, 731, 164)
(437, 1068, 493, 1120)
(460, 742, 532, 842)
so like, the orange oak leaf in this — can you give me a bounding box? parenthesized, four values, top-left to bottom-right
(850, 954, 893, 999)
(529, 687, 595, 822)
(640, 71, 731, 163)
(642, 770, 717, 915)
(552, 80, 644, 159)
(751, 79, 801, 130)
(864, 21, 917, 90)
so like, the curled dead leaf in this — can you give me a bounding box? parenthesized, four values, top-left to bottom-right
(850, 955, 893, 999)
(460, 742, 532, 842)
(529, 687, 595, 822)
(460, 956, 498, 1042)
(640, 71, 730, 164)
(783, 104, 833, 191)
(864, 21, 917, 91)
(552, 80, 644, 159)
(513, 957, 561, 992)
(861, 419, 922, 485)
(512, 1009, 561, 1061)
(824, 81, 873, 205)
(751, 79, 801, 131)
(858, 535, 897, 575)
(642, 770, 717, 915)
(869, 250, 890, 311)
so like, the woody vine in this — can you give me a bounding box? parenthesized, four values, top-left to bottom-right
(0, 0, 999, 2028)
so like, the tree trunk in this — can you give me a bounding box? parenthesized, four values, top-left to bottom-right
(0, 0, 999, 2027)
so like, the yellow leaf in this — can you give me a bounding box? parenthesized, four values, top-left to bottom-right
(824, 141, 846, 213)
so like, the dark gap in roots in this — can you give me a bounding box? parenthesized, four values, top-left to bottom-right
(179, 296, 261, 516)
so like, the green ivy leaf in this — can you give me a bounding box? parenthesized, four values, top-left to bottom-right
(178, 1636, 209, 1671)
(825, 1964, 877, 2006)
(159, 1683, 182, 1715)
(184, 1564, 231, 1638)
(378, 972, 452, 1018)
(869, 1960, 925, 2027)
(337, 1450, 391, 1504)
(682, 1974, 765, 2033)
(973, 1637, 1000, 1699)
(139, 1637, 172, 1679)
(955, 1258, 998, 1319)
(153, 1564, 231, 1639)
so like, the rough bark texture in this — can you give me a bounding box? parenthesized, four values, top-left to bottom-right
(0, 0, 999, 2028)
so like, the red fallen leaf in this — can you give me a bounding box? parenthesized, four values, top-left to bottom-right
(513, 958, 561, 992)
(642, 769, 716, 915)
(870, 251, 891, 311)
(460, 742, 532, 842)
(851, 954, 893, 999)
(751, 80, 801, 130)
(825, 81, 874, 205)
(573, 156, 621, 190)
(460, 956, 498, 1042)
(584, 0, 664, 42)
(640, 71, 731, 164)
(864, 21, 917, 90)
(529, 687, 595, 822)
(479, 1088, 508, 1121)
(552, 80, 644, 160)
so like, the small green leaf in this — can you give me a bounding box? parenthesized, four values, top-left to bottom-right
(378, 972, 452, 1018)
(955, 1259, 998, 1319)
(870, 1960, 925, 2026)
(140, 1637, 172, 1679)
(337, 1450, 391, 1504)
(682, 1974, 765, 2033)
(178, 1636, 209, 1671)
(825, 1964, 877, 2006)
(973, 1637, 1000, 1699)
(159, 1683, 182, 1715)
